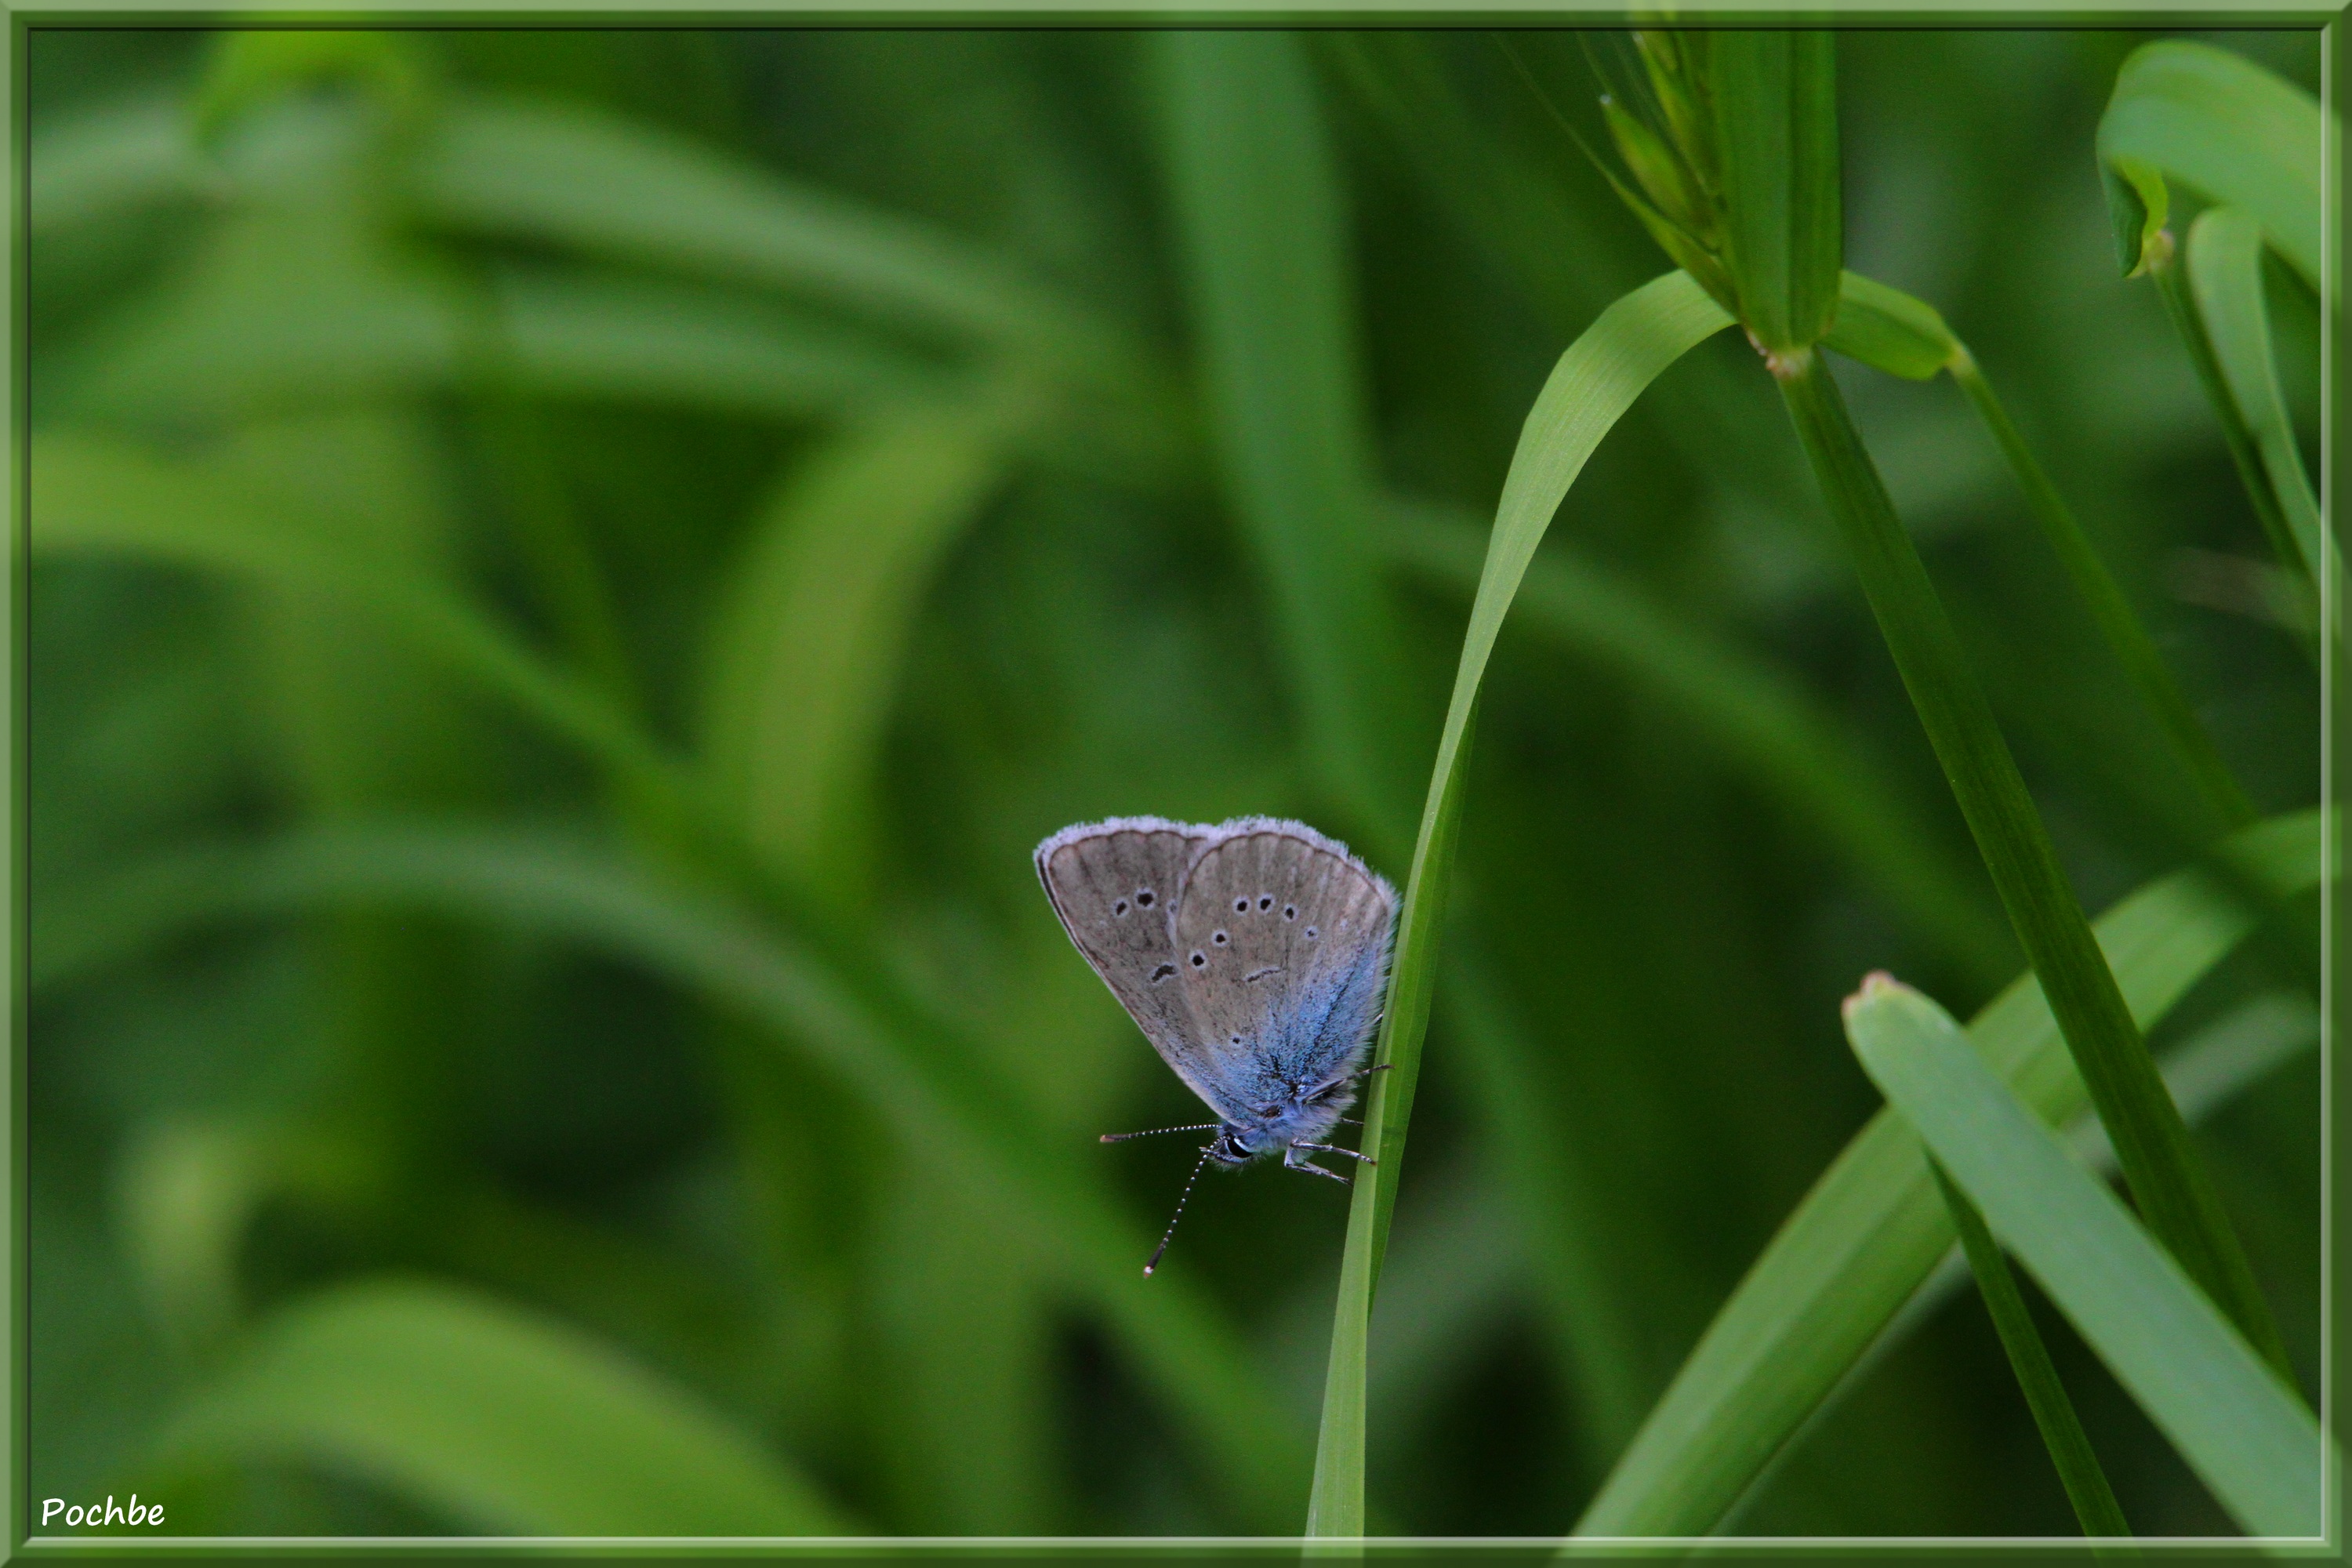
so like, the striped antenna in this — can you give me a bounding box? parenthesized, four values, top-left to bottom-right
(1100, 1123, 1220, 1143)
(1144, 1143, 1218, 1276)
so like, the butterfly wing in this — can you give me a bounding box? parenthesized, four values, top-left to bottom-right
(1034, 817, 1240, 1120)
(1171, 819, 1397, 1105)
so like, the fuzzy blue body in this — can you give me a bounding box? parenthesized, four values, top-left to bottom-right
(1203, 941, 1386, 1166)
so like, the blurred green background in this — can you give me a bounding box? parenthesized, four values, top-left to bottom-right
(28, 26, 2320, 1538)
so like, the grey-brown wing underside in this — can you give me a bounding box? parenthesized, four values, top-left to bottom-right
(1035, 819, 1236, 1118)
(1172, 823, 1396, 1091)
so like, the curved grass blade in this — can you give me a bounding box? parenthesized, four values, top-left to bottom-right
(1575, 806, 2328, 1537)
(496, 270, 940, 421)
(1927, 1160, 2131, 1540)
(1306, 270, 1734, 1537)
(700, 401, 1004, 895)
(2186, 205, 2330, 593)
(34, 823, 1312, 1530)
(59, 189, 460, 423)
(151, 1277, 852, 1534)
(2143, 236, 2313, 612)
(1845, 977, 2322, 1538)
(2096, 40, 2324, 289)
(1775, 347, 2292, 1377)
(29, 92, 223, 236)
(62, 263, 942, 429)
(1379, 495, 2011, 985)
(1825, 269, 2256, 829)
(416, 93, 1116, 375)
(114, 1116, 269, 1353)
(31, 431, 685, 815)
(1153, 29, 1417, 855)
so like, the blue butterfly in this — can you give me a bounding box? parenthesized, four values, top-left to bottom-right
(1036, 815, 1397, 1272)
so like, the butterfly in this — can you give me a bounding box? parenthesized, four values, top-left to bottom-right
(1035, 815, 1398, 1272)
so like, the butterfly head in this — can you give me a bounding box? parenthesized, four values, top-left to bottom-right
(1207, 1125, 1257, 1165)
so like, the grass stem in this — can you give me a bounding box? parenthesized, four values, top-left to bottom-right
(1773, 345, 2294, 1380)
(1930, 1160, 2132, 1543)
(1949, 350, 2257, 830)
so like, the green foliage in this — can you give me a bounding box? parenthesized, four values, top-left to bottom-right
(2097, 40, 2324, 287)
(1774, 347, 2292, 1378)
(1153, 31, 1418, 854)
(1928, 1162, 2130, 1540)
(1845, 978, 2323, 1538)
(154, 1279, 851, 1534)
(1575, 808, 2328, 1537)
(1825, 268, 2255, 829)
(28, 27, 2319, 1541)
(2185, 208, 2328, 592)
(1588, 31, 1840, 351)
(1704, 32, 1841, 353)
(1309, 271, 1732, 1537)
(2098, 41, 2332, 639)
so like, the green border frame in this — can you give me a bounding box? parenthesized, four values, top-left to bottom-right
(3, 7, 2339, 1562)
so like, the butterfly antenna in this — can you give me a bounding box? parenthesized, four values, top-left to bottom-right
(1144, 1143, 1218, 1276)
(1101, 1123, 1221, 1143)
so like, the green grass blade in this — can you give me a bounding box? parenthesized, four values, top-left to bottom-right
(1379, 495, 2012, 985)
(497, 271, 938, 419)
(151, 1278, 851, 1534)
(416, 93, 1112, 371)
(2186, 205, 2330, 592)
(1576, 806, 2327, 1537)
(1708, 31, 1841, 351)
(31, 431, 687, 816)
(56, 257, 936, 430)
(1825, 268, 2256, 828)
(56, 191, 459, 423)
(1718, 987, 2319, 1533)
(1773, 347, 2292, 1377)
(1947, 347, 2259, 829)
(1153, 30, 1416, 852)
(36, 824, 1312, 1530)
(1927, 1161, 2132, 1539)
(1822, 270, 1956, 381)
(28, 91, 220, 235)
(2097, 40, 2324, 289)
(2148, 238, 2311, 606)
(1306, 270, 1733, 1537)
(699, 402, 1004, 895)
(1845, 977, 2322, 1538)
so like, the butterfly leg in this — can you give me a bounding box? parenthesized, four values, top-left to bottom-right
(1283, 1154, 1352, 1186)
(1305, 1062, 1392, 1102)
(1289, 1140, 1376, 1166)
